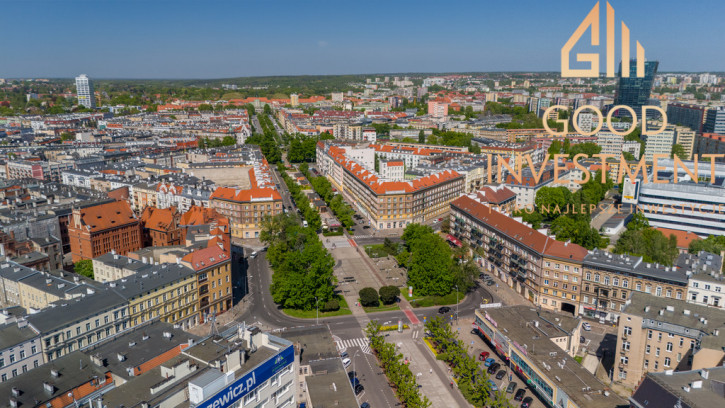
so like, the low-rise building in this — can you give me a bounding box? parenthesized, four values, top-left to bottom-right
(210, 187, 283, 239)
(474, 306, 627, 408)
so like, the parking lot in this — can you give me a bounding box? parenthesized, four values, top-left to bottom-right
(457, 326, 547, 408)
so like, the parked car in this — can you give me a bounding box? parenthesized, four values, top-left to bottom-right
(438, 306, 451, 314)
(348, 371, 357, 381)
(506, 382, 517, 394)
(340, 351, 349, 359)
(487, 380, 498, 391)
(580, 336, 586, 343)
(351, 378, 360, 387)
(522, 397, 534, 408)
(354, 384, 364, 395)
(582, 322, 592, 331)
(495, 370, 506, 380)
(484, 357, 496, 367)
(487, 363, 500, 374)
(486, 280, 495, 286)
(250, 251, 258, 259)
(514, 389, 526, 401)
(479, 351, 490, 361)
(360, 403, 370, 408)
(342, 358, 351, 368)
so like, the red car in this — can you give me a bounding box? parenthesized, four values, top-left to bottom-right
(479, 351, 490, 361)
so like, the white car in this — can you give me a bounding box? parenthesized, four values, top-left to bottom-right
(582, 322, 592, 331)
(342, 358, 351, 368)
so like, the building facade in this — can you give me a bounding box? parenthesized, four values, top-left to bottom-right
(75, 74, 96, 109)
(68, 200, 143, 262)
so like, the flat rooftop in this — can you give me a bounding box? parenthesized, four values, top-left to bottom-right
(482, 306, 628, 408)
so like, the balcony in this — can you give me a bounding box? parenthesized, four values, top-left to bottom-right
(200, 297, 210, 309)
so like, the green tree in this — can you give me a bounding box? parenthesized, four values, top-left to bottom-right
(408, 234, 454, 296)
(379, 286, 401, 305)
(535, 187, 570, 220)
(671, 144, 687, 159)
(60, 132, 74, 141)
(74, 260, 94, 279)
(359, 287, 380, 307)
(689, 235, 725, 256)
(418, 130, 426, 143)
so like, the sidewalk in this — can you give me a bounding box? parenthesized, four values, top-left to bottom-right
(480, 266, 533, 307)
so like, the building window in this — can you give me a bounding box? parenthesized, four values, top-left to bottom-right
(622, 341, 630, 351)
(666, 342, 673, 352)
(620, 356, 628, 365)
(656, 348, 660, 357)
(644, 360, 649, 369)
(664, 357, 671, 367)
(646, 345, 650, 354)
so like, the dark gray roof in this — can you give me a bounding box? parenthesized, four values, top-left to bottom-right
(82, 321, 199, 380)
(0, 261, 37, 282)
(107, 263, 196, 300)
(0, 351, 109, 408)
(93, 252, 154, 274)
(631, 367, 725, 408)
(585, 248, 689, 285)
(27, 289, 126, 334)
(0, 321, 39, 348)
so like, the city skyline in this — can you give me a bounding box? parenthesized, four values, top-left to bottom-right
(1, 0, 724, 79)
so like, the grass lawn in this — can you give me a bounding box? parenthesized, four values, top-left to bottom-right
(574, 356, 583, 364)
(406, 290, 463, 308)
(363, 303, 400, 313)
(282, 296, 352, 318)
(364, 244, 396, 258)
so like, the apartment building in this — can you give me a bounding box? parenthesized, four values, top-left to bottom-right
(596, 132, 642, 158)
(181, 246, 232, 321)
(674, 125, 697, 160)
(379, 160, 404, 181)
(318, 142, 465, 230)
(27, 288, 130, 362)
(666, 102, 707, 133)
(581, 249, 689, 323)
(0, 320, 42, 383)
(68, 200, 143, 262)
(113, 263, 199, 329)
(209, 186, 282, 239)
(615, 292, 725, 387)
(503, 165, 577, 209)
(539, 239, 589, 315)
(643, 127, 675, 161)
(140, 206, 182, 247)
(92, 251, 153, 283)
(450, 194, 587, 307)
(682, 251, 725, 308)
(470, 184, 517, 214)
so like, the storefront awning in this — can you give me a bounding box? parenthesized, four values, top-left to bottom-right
(446, 234, 462, 247)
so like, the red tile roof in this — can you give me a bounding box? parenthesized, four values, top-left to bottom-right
(210, 186, 281, 202)
(181, 245, 229, 271)
(451, 195, 587, 260)
(655, 228, 701, 249)
(475, 186, 516, 204)
(77, 201, 138, 233)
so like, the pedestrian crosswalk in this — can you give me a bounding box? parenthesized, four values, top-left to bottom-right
(336, 337, 372, 355)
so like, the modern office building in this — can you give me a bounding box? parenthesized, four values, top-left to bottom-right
(613, 60, 658, 117)
(636, 178, 725, 238)
(75, 74, 96, 109)
(704, 106, 725, 135)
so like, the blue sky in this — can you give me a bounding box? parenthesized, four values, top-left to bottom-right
(1, 0, 722, 78)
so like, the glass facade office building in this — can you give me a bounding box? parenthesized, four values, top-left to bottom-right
(613, 60, 658, 117)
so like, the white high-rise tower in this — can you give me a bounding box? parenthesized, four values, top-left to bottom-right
(75, 74, 96, 109)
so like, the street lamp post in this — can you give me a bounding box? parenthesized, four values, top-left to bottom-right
(455, 285, 459, 323)
(315, 297, 319, 325)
